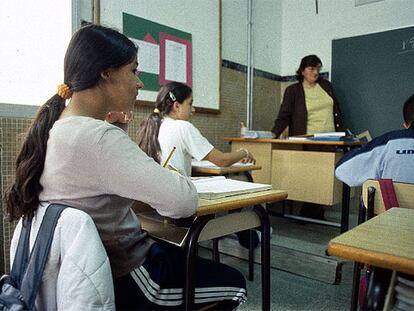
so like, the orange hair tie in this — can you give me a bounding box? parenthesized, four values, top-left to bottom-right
(57, 83, 73, 100)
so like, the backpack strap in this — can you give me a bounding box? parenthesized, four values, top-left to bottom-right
(378, 179, 400, 211)
(20, 204, 67, 310)
(10, 215, 33, 288)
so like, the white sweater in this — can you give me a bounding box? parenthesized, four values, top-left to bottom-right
(11, 204, 115, 311)
(38, 116, 198, 277)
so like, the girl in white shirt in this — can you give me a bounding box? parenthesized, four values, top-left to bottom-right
(137, 82, 259, 249)
(137, 82, 255, 175)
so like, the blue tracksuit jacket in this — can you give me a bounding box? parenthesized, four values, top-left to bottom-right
(335, 124, 414, 187)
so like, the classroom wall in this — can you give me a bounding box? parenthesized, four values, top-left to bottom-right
(280, 0, 414, 75)
(221, 0, 282, 74)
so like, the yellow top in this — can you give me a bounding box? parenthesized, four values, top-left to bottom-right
(304, 83, 335, 134)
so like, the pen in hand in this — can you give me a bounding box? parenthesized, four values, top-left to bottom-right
(162, 146, 176, 168)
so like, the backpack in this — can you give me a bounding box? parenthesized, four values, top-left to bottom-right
(0, 204, 67, 311)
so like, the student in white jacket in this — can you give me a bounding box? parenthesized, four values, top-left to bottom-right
(5, 25, 246, 310)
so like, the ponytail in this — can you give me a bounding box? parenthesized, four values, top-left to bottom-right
(5, 95, 66, 220)
(137, 112, 163, 163)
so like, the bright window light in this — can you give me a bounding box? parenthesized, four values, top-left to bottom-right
(0, 1, 72, 106)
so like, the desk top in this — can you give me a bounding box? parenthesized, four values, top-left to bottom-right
(133, 189, 288, 217)
(224, 137, 363, 146)
(197, 189, 287, 216)
(192, 165, 261, 175)
(327, 208, 414, 275)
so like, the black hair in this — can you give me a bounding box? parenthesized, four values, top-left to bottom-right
(137, 82, 192, 163)
(295, 54, 322, 82)
(403, 93, 414, 126)
(5, 24, 137, 220)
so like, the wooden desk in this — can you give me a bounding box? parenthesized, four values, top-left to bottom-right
(137, 189, 288, 311)
(327, 208, 414, 275)
(224, 137, 363, 232)
(192, 164, 261, 176)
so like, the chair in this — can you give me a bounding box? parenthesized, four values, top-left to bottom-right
(350, 180, 414, 310)
(356, 130, 372, 143)
(10, 205, 115, 311)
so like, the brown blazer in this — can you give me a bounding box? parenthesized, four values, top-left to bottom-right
(271, 79, 344, 137)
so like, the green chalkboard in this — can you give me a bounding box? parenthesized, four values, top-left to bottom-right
(332, 26, 414, 137)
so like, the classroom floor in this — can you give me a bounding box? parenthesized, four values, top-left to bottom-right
(199, 202, 358, 311)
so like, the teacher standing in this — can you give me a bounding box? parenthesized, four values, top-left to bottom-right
(271, 55, 344, 220)
(272, 54, 343, 138)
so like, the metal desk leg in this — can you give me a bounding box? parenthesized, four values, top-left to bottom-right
(351, 262, 361, 311)
(351, 196, 367, 311)
(183, 215, 214, 311)
(248, 230, 254, 281)
(245, 171, 255, 282)
(340, 145, 354, 233)
(253, 205, 271, 311)
(341, 182, 350, 233)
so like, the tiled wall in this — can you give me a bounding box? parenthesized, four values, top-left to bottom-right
(0, 118, 33, 273)
(0, 65, 284, 273)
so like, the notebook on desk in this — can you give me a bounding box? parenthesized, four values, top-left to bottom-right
(191, 160, 254, 168)
(191, 176, 272, 199)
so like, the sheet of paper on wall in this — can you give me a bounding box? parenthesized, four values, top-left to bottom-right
(191, 176, 272, 200)
(130, 38, 160, 75)
(165, 40, 187, 82)
(191, 160, 254, 168)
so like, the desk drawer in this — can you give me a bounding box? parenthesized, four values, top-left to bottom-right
(271, 150, 343, 205)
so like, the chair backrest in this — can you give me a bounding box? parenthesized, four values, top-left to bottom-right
(362, 179, 414, 215)
(356, 130, 372, 143)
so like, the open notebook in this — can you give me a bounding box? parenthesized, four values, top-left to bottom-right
(191, 176, 272, 199)
(192, 160, 254, 168)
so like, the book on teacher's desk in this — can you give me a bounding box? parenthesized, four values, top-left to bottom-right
(191, 176, 272, 200)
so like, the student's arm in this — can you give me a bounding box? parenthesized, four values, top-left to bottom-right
(98, 126, 198, 218)
(204, 147, 255, 167)
(335, 136, 388, 187)
(180, 122, 255, 167)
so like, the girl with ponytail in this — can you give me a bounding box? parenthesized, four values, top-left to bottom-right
(137, 81, 255, 176)
(6, 25, 246, 310)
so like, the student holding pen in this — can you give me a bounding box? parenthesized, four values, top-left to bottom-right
(6, 25, 246, 310)
(137, 81, 259, 248)
(137, 82, 256, 176)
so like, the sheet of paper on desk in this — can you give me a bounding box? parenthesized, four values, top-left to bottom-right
(288, 135, 311, 140)
(313, 132, 346, 137)
(192, 160, 254, 168)
(192, 176, 272, 199)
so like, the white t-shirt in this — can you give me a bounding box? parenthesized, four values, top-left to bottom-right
(158, 117, 214, 176)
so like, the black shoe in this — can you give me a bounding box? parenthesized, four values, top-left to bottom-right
(236, 230, 259, 249)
